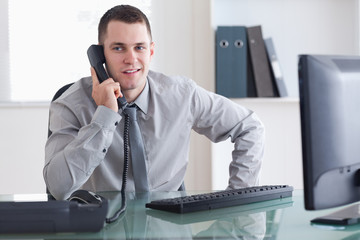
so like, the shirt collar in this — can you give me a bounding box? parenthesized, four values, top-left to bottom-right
(133, 77, 149, 115)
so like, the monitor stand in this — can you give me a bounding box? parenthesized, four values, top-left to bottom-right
(311, 203, 360, 226)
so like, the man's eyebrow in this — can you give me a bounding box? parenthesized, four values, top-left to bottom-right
(110, 42, 147, 46)
(110, 42, 126, 47)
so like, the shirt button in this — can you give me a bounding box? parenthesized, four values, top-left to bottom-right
(102, 148, 107, 153)
(115, 121, 118, 126)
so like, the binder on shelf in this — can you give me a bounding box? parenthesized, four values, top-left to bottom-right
(264, 38, 288, 97)
(247, 26, 277, 97)
(216, 26, 248, 98)
(246, 41, 257, 98)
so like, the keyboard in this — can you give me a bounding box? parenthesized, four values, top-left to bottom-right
(146, 185, 293, 213)
(146, 197, 293, 224)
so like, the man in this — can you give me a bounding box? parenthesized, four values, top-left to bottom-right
(44, 5, 265, 200)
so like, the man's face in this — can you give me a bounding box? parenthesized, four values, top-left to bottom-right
(103, 20, 154, 98)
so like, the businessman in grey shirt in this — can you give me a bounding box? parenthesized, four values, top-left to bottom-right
(44, 5, 265, 200)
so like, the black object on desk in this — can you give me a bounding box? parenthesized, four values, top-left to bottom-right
(146, 185, 293, 213)
(147, 196, 293, 225)
(0, 194, 108, 234)
(311, 204, 360, 226)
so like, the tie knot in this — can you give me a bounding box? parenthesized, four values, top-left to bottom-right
(123, 105, 137, 120)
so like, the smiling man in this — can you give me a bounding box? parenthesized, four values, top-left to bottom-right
(44, 5, 265, 200)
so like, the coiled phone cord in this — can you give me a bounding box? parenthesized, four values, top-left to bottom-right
(105, 113, 130, 224)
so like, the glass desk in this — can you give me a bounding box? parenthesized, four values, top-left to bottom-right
(1, 190, 360, 239)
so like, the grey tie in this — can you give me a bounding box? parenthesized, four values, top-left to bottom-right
(123, 105, 149, 192)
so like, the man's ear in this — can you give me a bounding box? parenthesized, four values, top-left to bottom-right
(150, 42, 155, 58)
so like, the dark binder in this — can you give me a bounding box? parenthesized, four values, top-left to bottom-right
(246, 42, 257, 98)
(216, 26, 248, 98)
(247, 26, 277, 97)
(264, 38, 288, 97)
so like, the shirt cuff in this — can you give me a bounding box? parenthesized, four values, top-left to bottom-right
(91, 105, 122, 130)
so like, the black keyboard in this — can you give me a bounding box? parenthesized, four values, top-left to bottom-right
(146, 185, 293, 213)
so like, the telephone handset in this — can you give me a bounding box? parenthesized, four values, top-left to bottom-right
(87, 44, 129, 223)
(87, 44, 128, 110)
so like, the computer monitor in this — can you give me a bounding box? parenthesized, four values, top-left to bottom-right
(298, 54, 360, 223)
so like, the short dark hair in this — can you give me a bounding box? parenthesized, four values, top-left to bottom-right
(98, 5, 152, 44)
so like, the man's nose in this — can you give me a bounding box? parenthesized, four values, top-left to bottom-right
(124, 50, 137, 64)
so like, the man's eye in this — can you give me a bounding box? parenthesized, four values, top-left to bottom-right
(136, 46, 145, 50)
(114, 47, 123, 51)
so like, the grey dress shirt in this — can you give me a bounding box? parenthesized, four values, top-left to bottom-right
(44, 70, 265, 200)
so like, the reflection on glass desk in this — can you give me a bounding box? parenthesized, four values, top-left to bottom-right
(2, 190, 360, 239)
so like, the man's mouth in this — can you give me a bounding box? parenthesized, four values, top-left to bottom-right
(123, 69, 141, 74)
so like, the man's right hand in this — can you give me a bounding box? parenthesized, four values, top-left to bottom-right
(91, 67, 123, 112)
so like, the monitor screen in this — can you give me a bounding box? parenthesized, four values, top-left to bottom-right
(298, 54, 360, 213)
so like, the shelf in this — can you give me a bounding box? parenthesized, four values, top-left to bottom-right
(230, 97, 299, 104)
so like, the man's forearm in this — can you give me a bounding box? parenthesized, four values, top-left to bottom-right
(228, 112, 265, 189)
(44, 106, 121, 199)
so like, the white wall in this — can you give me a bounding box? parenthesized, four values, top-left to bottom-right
(0, 0, 10, 101)
(0, 103, 48, 194)
(151, 0, 214, 190)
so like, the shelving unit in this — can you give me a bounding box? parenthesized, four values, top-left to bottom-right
(209, 0, 359, 190)
(211, 0, 360, 98)
(231, 97, 299, 103)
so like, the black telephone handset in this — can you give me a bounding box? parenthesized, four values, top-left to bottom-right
(87, 44, 128, 223)
(87, 44, 128, 110)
